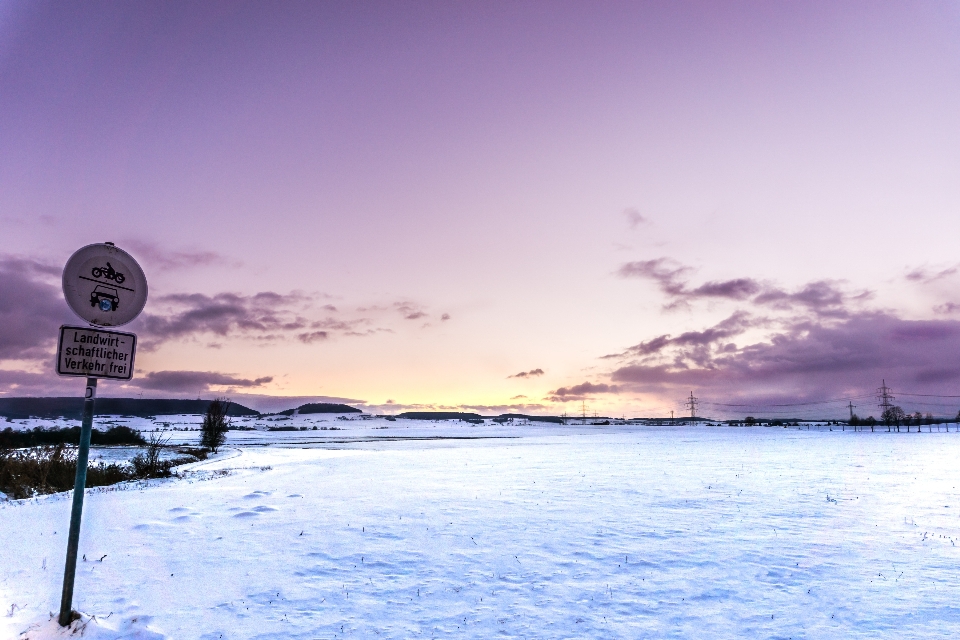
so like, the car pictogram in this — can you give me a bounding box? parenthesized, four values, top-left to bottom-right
(90, 285, 120, 312)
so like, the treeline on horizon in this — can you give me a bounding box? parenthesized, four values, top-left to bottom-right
(0, 398, 357, 420)
(6, 397, 957, 425)
(729, 407, 960, 427)
(0, 398, 567, 422)
(0, 425, 145, 448)
(0, 398, 259, 420)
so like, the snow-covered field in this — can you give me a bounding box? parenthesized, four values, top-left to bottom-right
(3, 420, 960, 638)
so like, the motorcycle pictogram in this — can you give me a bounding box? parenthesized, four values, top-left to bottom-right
(91, 262, 125, 284)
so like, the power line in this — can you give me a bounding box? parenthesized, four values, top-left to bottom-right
(703, 393, 874, 408)
(897, 392, 960, 398)
(703, 392, 960, 409)
(682, 382, 960, 419)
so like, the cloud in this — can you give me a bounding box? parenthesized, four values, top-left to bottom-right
(456, 402, 551, 414)
(128, 370, 273, 393)
(605, 312, 757, 362)
(619, 257, 864, 317)
(353, 300, 448, 328)
(135, 291, 313, 346)
(134, 291, 453, 347)
(120, 240, 231, 271)
(618, 258, 690, 296)
(604, 256, 960, 415)
(0, 368, 85, 397)
(0, 255, 403, 357)
(688, 278, 762, 300)
(623, 208, 648, 229)
(297, 331, 329, 343)
(906, 264, 959, 284)
(0, 257, 74, 360)
(547, 381, 620, 401)
(608, 312, 960, 414)
(350, 400, 553, 415)
(753, 281, 867, 317)
(0, 253, 450, 399)
(508, 368, 544, 379)
(394, 302, 427, 320)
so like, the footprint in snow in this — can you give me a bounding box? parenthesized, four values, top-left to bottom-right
(234, 505, 278, 517)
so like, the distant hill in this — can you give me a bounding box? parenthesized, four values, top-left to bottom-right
(277, 403, 362, 416)
(494, 413, 563, 424)
(394, 411, 563, 423)
(396, 412, 484, 421)
(0, 397, 259, 420)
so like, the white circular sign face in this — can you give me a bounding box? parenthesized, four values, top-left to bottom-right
(62, 243, 148, 327)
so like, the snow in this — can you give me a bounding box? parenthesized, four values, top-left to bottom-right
(3, 422, 960, 638)
(17, 613, 166, 639)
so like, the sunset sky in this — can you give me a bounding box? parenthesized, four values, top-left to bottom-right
(2, 1, 960, 417)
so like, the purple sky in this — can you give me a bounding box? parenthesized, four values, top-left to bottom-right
(2, 1, 960, 417)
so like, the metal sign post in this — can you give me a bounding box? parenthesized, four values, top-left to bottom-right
(56, 243, 147, 627)
(58, 378, 97, 627)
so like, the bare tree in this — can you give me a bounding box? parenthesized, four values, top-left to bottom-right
(200, 397, 231, 452)
(882, 406, 906, 431)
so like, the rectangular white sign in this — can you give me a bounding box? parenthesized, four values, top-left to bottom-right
(56, 325, 137, 380)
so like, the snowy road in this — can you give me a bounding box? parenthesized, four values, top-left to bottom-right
(4, 425, 960, 638)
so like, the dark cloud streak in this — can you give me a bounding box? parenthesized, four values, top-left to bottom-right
(618, 257, 864, 317)
(0, 257, 73, 360)
(121, 240, 231, 271)
(129, 370, 273, 393)
(509, 368, 544, 379)
(547, 381, 619, 401)
(623, 208, 648, 229)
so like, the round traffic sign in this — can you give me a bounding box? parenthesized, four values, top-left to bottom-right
(62, 243, 148, 327)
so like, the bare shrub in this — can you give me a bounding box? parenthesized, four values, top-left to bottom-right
(131, 432, 174, 478)
(0, 445, 77, 498)
(177, 446, 209, 461)
(0, 445, 132, 499)
(0, 432, 205, 499)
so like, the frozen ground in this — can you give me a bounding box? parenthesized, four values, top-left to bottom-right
(3, 421, 960, 638)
